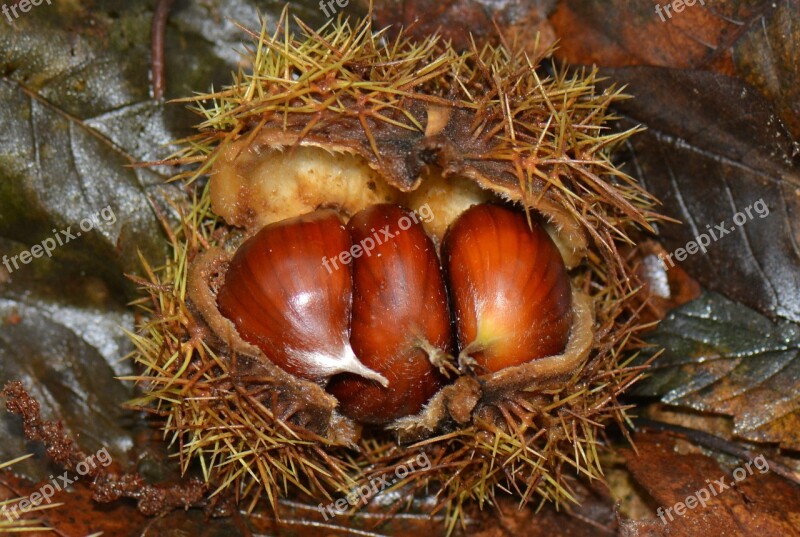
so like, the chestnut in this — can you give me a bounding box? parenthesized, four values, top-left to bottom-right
(326, 205, 451, 424)
(442, 204, 573, 373)
(216, 209, 387, 385)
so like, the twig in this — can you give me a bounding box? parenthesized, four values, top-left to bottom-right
(151, 0, 175, 100)
(2, 381, 215, 516)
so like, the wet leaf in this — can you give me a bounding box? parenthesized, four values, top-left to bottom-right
(0, 0, 287, 293)
(603, 67, 800, 323)
(0, 279, 137, 480)
(0, 0, 307, 485)
(634, 292, 800, 450)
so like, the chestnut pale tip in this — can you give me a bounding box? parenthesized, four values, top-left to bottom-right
(296, 344, 389, 387)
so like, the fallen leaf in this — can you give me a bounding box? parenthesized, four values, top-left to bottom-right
(604, 66, 800, 323)
(372, 0, 556, 52)
(621, 431, 800, 537)
(634, 292, 800, 450)
(550, 0, 800, 140)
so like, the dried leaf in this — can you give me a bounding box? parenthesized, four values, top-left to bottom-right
(621, 432, 800, 537)
(603, 66, 800, 323)
(550, 0, 800, 140)
(373, 0, 556, 52)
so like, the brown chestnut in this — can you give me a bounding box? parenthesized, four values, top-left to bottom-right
(326, 205, 451, 424)
(217, 209, 387, 385)
(443, 204, 572, 373)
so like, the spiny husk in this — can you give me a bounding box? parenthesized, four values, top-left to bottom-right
(124, 189, 362, 509)
(170, 9, 659, 268)
(127, 8, 660, 531)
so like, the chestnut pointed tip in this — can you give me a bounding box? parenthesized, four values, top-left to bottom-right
(457, 347, 482, 374)
(416, 337, 459, 378)
(340, 344, 390, 387)
(297, 345, 389, 387)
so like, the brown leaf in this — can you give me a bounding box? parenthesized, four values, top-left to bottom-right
(605, 67, 800, 323)
(372, 0, 556, 52)
(622, 432, 800, 537)
(550, 0, 800, 140)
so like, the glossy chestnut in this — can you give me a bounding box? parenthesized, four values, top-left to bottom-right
(326, 205, 451, 424)
(217, 209, 387, 385)
(442, 204, 573, 373)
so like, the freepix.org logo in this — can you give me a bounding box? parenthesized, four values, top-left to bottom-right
(318, 452, 432, 520)
(318, 0, 349, 19)
(658, 198, 769, 270)
(2, 206, 117, 275)
(1, 447, 113, 523)
(656, 454, 769, 524)
(321, 204, 434, 274)
(2, 0, 53, 24)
